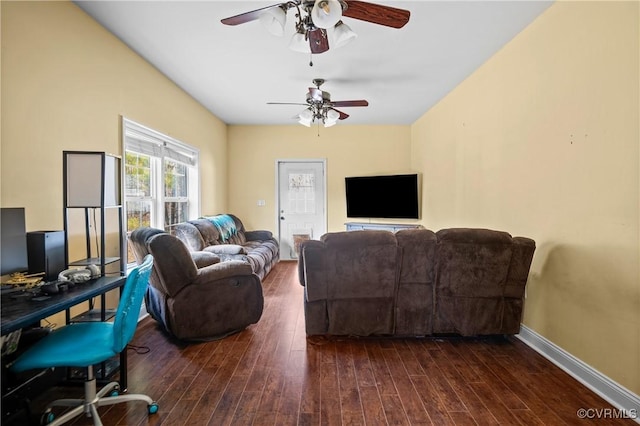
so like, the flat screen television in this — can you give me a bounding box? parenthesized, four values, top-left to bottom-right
(345, 174, 420, 219)
(1, 207, 29, 276)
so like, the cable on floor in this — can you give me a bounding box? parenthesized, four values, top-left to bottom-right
(126, 344, 150, 354)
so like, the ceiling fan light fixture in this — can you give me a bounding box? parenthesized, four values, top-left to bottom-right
(311, 0, 342, 29)
(298, 108, 314, 126)
(298, 117, 313, 127)
(326, 108, 340, 121)
(289, 31, 311, 53)
(323, 108, 340, 127)
(333, 21, 357, 49)
(259, 7, 286, 37)
(299, 108, 314, 120)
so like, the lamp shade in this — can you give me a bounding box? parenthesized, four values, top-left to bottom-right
(289, 31, 311, 53)
(326, 108, 340, 121)
(65, 152, 121, 207)
(259, 7, 286, 37)
(298, 108, 314, 126)
(298, 117, 313, 127)
(333, 21, 357, 49)
(311, 0, 342, 29)
(324, 108, 340, 127)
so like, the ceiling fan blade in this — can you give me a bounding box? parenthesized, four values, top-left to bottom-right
(267, 102, 309, 106)
(308, 87, 324, 102)
(221, 3, 285, 26)
(343, 1, 410, 29)
(331, 108, 350, 120)
(308, 29, 330, 54)
(332, 100, 369, 107)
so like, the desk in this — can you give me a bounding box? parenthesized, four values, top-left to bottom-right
(1, 276, 129, 388)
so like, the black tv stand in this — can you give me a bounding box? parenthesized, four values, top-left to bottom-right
(345, 222, 422, 233)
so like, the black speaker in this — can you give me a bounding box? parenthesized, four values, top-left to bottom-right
(27, 231, 65, 282)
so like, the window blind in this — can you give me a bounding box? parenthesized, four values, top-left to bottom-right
(123, 119, 198, 166)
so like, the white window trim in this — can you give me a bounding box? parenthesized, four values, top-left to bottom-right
(121, 117, 200, 232)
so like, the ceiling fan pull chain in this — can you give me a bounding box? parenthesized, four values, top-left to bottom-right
(309, 53, 313, 67)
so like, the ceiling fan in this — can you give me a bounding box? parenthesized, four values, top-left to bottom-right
(268, 78, 368, 127)
(221, 0, 410, 55)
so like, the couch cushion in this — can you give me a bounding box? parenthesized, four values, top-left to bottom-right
(435, 228, 513, 298)
(322, 230, 399, 301)
(146, 233, 198, 297)
(186, 219, 220, 246)
(174, 222, 207, 252)
(204, 244, 247, 255)
(396, 229, 437, 284)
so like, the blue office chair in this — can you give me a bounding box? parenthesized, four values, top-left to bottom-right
(9, 255, 158, 426)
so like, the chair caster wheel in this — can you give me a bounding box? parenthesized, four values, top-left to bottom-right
(109, 384, 120, 397)
(148, 402, 159, 414)
(40, 409, 55, 425)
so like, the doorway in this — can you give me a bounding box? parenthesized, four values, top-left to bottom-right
(276, 160, 327, 261)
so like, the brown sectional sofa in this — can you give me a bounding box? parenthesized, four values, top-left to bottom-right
(174, 214, 279, 281)
(298, 228, 535, 337)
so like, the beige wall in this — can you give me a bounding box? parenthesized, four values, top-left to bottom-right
(1, 1, 228, 231)
(411, 1, 639, 394)
(1, 1, 227, 318)
(227, 125, 412, 233)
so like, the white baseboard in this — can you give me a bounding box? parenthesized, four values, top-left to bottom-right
(517, 324, 640, 423)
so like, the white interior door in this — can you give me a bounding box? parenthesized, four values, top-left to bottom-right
(277, 160, 326, 260)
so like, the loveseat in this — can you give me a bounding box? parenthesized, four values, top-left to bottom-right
(129, 227, 264, 341)
(174, 214, 279, 281)
(298, 228, 535, 337)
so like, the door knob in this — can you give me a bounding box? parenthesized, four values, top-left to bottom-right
(280, 216, 285, 220)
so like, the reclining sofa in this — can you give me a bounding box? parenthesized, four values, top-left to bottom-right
(298, 228, 535, 337)
(129, 227, 264, 341)
(174, 214, 279, 281)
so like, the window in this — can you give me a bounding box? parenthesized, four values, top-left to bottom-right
(122, 118, 199, 262)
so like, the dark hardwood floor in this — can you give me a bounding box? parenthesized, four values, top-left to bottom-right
(27, 261, 633, 425)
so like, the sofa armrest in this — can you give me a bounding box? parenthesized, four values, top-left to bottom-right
(298, 240, 328, 302)
(298, 240, 324, 286)
(191, 251, 220, 268)
(244, 230, 273, 241)
(193, 260, 254, 284)
(505, 237, 536, 298)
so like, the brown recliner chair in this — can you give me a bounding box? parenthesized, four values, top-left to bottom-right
(129, 227, 264, 341)
(433, 228, 536, 335)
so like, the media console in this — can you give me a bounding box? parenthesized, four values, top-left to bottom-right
(345, 222, 423, 233)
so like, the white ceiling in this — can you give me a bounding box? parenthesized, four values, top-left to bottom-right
(75, 1, 552, 126)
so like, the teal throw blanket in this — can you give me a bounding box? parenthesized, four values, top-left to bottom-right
(203, 214, 237, 242)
